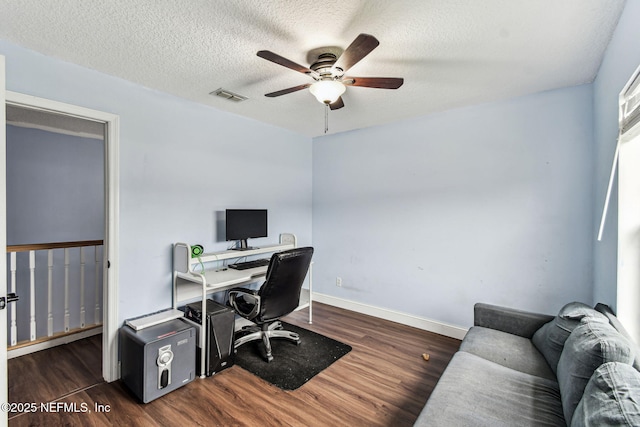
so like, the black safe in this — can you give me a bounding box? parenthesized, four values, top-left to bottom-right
(120, 318, 196, 403)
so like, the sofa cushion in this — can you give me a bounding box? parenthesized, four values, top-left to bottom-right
(595, 303, 640, 371)
(532, 302, 607, 375)
(557, 319, 635, 425)
(571, 362, 640, 427)
(460, 326, 556, 380)
(474, 303, 555, 338)
(414, 351, 565, 427)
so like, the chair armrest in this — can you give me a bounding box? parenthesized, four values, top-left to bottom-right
(229, 288, 260, 320)
(228, 286, 258, 295)
(474, 303, 554, 338)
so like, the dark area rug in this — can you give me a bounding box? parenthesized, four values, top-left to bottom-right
(234, 322, 352, 391)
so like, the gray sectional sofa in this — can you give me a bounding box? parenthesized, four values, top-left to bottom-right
(415, 302, 640, 426)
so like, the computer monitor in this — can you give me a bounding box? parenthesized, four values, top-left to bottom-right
(225, 209, 268, 250)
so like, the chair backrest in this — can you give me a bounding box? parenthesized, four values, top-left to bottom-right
(257, 247, 314, 322)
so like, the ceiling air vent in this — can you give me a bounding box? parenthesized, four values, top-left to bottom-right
(210, 88, 248, 102)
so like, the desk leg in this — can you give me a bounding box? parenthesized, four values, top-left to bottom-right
(199, 277, 207, 379)
(308, 263, 313, 324)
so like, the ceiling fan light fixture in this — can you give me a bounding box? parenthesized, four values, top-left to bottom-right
(309, 80, 346, 104)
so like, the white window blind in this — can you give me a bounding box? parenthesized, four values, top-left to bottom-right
(597, 64, 640, 241)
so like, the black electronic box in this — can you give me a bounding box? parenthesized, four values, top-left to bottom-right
(183, 299, 235, 377)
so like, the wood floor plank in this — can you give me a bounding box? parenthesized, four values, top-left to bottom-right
(8, 333, 103, 417)
(8, 302, 460, 426)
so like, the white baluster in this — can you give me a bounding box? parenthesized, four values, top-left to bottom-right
(10, 253, 17, 346)
(80, 247, 86, 328)
(29, 251, 36, 341)
(95, 245, 101, 324)
(47, 250, 54, 337)
(64, 248, 70, 332)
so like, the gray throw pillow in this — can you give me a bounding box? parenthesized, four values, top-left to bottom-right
(532, 302, 607, 375)
(572, 362, 640, 427)
(557, 319, 635, 425)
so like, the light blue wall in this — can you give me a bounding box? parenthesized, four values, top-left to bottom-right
(0, 40, 313, 325)
(6, 125, 104, 245)
(6, 125, 104, 339)
(592, 1, 640, 308)
(313, 84, 594, 328)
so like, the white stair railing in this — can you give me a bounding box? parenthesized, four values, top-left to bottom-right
(94, 248, 100, 325)
(47, 250, 53, 337)
(29, 251, 36, 341)
(80, 247, 86, 328)
(9, 253, 17, 346)
(6, 240, 103, 353)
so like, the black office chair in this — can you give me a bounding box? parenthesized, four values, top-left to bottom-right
(228, 247, 314, 362)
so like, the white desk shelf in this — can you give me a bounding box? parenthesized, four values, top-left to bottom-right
(172, 233, 312, 378)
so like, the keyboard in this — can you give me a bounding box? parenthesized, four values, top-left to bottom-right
(228, 258, 270, 270)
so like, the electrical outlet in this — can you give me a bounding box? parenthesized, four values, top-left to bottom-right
(336, 277, 342, 287)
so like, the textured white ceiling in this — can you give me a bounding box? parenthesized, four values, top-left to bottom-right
(0, 0, 626, 137)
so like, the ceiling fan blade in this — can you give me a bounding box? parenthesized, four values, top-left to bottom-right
(330, 97, 345, 110)
(333, 34, 380, 73)
(343, 77, 404, 89)
(265, 83, 311, 98)
(257, 50, 316, 76)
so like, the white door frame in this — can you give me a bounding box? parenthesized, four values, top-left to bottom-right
(1, 54, 8, 427)
(5, 91, 120, 382)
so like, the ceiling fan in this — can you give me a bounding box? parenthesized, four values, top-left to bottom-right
(257, 33, 404, 111)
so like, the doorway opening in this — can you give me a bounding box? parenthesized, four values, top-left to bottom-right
(6, 104, 105, 359)
(5, 92, 120, 383)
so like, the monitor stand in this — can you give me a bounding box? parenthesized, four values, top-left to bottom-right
(231, 239, 256, 251)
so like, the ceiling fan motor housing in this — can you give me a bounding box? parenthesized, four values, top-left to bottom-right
(311, 53, 342, 79)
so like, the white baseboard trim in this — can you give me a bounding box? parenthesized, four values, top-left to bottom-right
(313, 293, 468, 340)
(8, 326, 103, 359)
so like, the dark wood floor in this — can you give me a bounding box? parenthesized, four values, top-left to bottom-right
(8, 302, 460, 426)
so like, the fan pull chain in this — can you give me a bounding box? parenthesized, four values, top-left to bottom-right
(324, 103, 329, 134)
